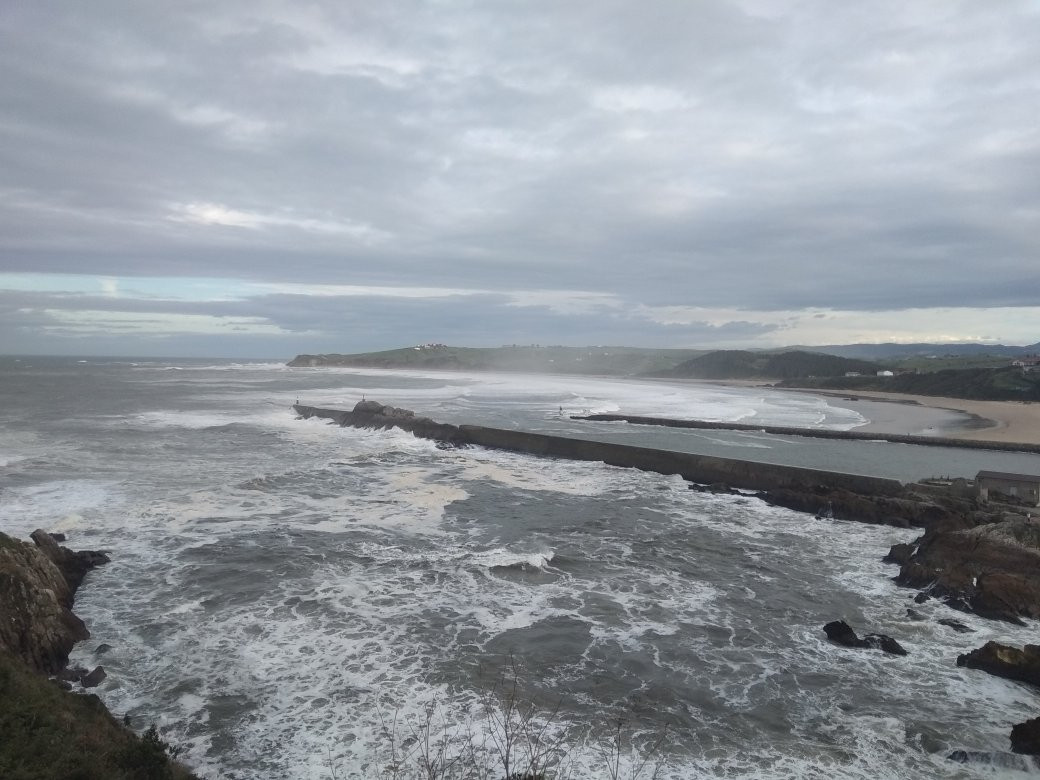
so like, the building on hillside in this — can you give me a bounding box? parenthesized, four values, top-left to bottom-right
(876, 370, 894, 377)
(1012, 356, 1040, 372)
(976, 470, 1040, 506)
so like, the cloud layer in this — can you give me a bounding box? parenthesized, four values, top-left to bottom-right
(2, 1, 1038, 356)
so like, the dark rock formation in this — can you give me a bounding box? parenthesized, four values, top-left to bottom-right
(30, 529, 110, 594)
(341, 400, 465, 443)
(823, 620, 908, 656)
(938, 618, 974, 633)
(0, 533, 89, 674)
(1011, 717, 1040, 755)
(81, 665, 107, 688)
(895, 517, 1040, 624)
(760, 485, 971, 529)
(0, 531, 110, 675)
(956, 642, 1040, 687)
(883, 542, 915, 565)
(0, 532, 199, 778)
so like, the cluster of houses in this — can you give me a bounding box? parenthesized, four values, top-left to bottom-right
(844, 369, 897, 377)
(1012, 356, 1040, 372)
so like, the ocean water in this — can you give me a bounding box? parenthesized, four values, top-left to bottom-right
(1, 357, 1038, 779)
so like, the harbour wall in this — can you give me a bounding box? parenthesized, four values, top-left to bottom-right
(294, 403, 906, 496)
(573, 414, 1040, 454)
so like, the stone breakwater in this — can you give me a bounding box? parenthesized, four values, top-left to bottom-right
(293, 400, 905, 496)
(573, 413, 1040, 454)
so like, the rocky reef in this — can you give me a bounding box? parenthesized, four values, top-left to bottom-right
(891, 516, 1040, 625)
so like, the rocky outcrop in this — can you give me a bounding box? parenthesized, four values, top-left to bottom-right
(823, 620, 908, 656)
(29, 529, 110, 594)
(894, 517, 1040, 624)
(0, 530, 109, 675)
(1011, 717, 1040, 755)
(956, 642, 1040, 687)
(0, 532, 200, 777)
(0, 532, 92, 674)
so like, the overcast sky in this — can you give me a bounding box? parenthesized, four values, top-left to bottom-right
(2, 1, 1038, 358)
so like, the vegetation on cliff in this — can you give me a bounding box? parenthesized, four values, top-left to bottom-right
(0, 649, 195, 780)
(655, 349, 884, 380)
(780, 366, 1040, 401)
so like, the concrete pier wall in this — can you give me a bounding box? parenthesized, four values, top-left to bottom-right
(574, 413, 1040, 454)
(294, 403, 905, 496)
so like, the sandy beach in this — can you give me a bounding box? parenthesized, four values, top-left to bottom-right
(700, 379, 1040, 445)
(826, 389, 1040, 444)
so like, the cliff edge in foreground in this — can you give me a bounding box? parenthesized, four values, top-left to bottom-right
(0, 530, 198, 780)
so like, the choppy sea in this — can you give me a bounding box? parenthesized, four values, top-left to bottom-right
(1, 357, 1038, 779)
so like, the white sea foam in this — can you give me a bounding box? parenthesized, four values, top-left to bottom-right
(282, 366, 867, 430)
(20, 360, 1034, 780)
(1, 479, 125, 539)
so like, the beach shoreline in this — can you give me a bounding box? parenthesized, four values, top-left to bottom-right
(708, 380, 1040, 445)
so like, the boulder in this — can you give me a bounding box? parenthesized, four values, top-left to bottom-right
(80, 665, 106, 688)
(1011, 717, 1040, 755)
(348, 400, 464, 444)
(823, 620, 907, 656)
(956, 642, 1040, 688)
(938, 618, 974, 633)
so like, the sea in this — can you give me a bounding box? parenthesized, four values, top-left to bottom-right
(2, 356, 1039, 779)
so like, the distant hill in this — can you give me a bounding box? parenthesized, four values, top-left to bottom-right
(288, 345, 706, 376)
(798, 342, 1040, 360)
(781, 366, 1040, 401)
(656, 350, 884, 380)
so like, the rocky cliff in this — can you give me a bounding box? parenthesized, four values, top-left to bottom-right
(0, 530, 198, 779)
(0, 530, 106, 674)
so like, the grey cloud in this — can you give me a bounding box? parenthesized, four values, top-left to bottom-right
(1, 1, 1038, 354)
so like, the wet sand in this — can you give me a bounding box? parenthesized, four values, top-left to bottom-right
(824, 390, 1040, 444)
(702, 379, 1040, 445)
